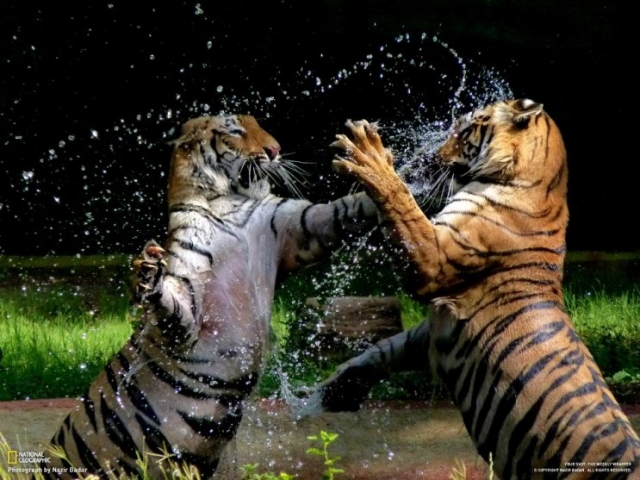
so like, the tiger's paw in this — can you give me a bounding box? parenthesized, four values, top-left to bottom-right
(331, 120, 402, 203)
(131, 240, 167, 306)
(292, 361, 376, 419)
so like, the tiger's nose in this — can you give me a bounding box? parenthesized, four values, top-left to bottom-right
(264, 146, 280, 160)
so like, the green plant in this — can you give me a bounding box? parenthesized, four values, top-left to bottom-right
(306, 430, 344, 480)
(239, 431, 346, 480)
(397, 292, 429, 329)
(610, 367, 640, 383)
(240, 463, 295, 480)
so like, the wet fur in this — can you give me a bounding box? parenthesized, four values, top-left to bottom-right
(302, 100, 640, 479)
(46, 115, 379, 479)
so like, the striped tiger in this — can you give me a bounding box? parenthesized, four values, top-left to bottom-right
(45, 114, 378, 479)
(300, 99, 640, 479)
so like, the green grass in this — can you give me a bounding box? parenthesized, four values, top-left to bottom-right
(0, 254, 130, 270)
(0, 285, 133, 401)
(566, 287, 640, 378)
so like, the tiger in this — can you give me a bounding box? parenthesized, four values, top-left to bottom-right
(45, 114, 379, 479)
(298, 99, 640, 479)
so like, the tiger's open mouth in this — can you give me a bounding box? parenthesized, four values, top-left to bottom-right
(237, 158, 269, 189)
(449, 163, 472, 184)
(235, 156, 307, 198)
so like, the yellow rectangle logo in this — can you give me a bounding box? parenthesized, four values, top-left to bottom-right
(7, 450, 18, 464)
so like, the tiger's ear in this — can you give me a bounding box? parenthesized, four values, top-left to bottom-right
(512, 99, 544, 126)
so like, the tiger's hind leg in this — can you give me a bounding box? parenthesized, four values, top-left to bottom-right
(131, 239, 167, 306)
(296, 321, 431, 418)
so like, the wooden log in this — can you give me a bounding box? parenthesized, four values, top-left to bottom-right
(293, 296, 403, 360)
(304, 296, 402, 341)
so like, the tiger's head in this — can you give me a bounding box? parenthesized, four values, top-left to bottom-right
(437, 99, 567, 196)
(169, 114, 300, 203)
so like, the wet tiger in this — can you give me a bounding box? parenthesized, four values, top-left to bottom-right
(299, 100, 640, 479)
(46, 114, 378, 479)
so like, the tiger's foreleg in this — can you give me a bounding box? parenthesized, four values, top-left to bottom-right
(332, 121, 447, 295)
(297, 320, 431, 417)
(131, 240, 199, 348)
(275, 192, 380, 272)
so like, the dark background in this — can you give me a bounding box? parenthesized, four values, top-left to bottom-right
(0, 0, 634, 256)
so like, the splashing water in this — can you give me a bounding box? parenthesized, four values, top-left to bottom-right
(7, 32, 511, 256)
(261, 35, 513, 413)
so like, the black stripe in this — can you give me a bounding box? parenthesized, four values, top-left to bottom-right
(474, 245, 566, 259)
(135, 413, 171, 454)
(178, 407, 243, 440)
(124, 380, 161, 425)
(547, 163, 566, 197)
(81, 394, 98, 433)
(438, 210, 563, 237)
(226, 196, 264, 229)
(538, 414, 569, 461)
(507, 395, 543, 479)
(476, 349, 559, 460)
(567, 421, 620, 466)
(170, 203, 225, 225)
(492, 320, 566, 370)
(100, 394, 139, 461)
(552, 381, 598, 416)
(175, 239, 214, 267)
(543, 115, 551, 160)
(135, 412, 173, 455)
(491, 300, 561, 335)
(167, 224, 210, 238)
(460, 299, 561, 363)
(147, 359, 215, 399)
(449, 191, 555, 219)
(104, 363, 120, 394)
(164, 273, 197, 318)
(179, 369, 258, 396)
(71, 425, 106, 477)
(270, 197, 290, 236)
(548, 402, 607, 458)
(53, 417, 67, 448)
(466, 291, 552, 326)
(464, 355, 489, 426)
(469, 369, 502, 441)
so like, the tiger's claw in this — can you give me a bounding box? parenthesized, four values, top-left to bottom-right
(331, 119, 399, 201)
(131, 240, 166, 306)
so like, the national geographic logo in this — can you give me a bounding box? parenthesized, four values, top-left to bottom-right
(8, 450, 50, 464)
(5, 449, 90, 476)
